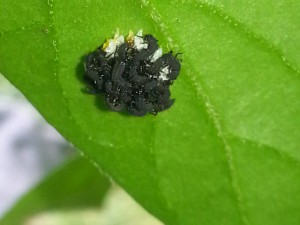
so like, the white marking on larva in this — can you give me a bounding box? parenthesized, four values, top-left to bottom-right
(159, 66, 170, 81)
(150, 48, 162, 62)
(136, 29, 143, 37)
(134, 29, 148, 50)
(103, 31, 125, 58)
(104, 40, 117, 57)
(115, 35, 125, 45)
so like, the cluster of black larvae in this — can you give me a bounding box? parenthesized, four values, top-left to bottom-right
(84, 30, 181, 116)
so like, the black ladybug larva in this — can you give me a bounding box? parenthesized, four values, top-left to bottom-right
(84, 30, 181, 116)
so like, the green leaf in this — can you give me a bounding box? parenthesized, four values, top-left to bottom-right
(0, 156, 110, 225)
(1, 0, 300, 224)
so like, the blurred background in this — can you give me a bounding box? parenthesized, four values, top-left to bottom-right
(0, 74, 163, 225)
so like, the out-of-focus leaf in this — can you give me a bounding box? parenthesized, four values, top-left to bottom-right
(0, 156, 110, 225)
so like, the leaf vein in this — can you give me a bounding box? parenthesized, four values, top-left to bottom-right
(230, 134, 300, 168)
(184, 62, 249, 225)
(140, 1, 249, 224)
(46, 0, 131, 191)
(149, 117, 179, 224)
(195, 0, 300, 77)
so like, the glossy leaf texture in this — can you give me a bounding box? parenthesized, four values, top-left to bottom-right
(0, 156, 110, 224)
(1, 0, 300, 224)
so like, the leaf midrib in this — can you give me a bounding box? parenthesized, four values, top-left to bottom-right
(140, 0, 248, 224)
(139, 1, 292, 224)
(139, 1, 300, 224)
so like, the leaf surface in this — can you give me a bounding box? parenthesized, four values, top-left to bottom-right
(1, 0, 300, 224)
